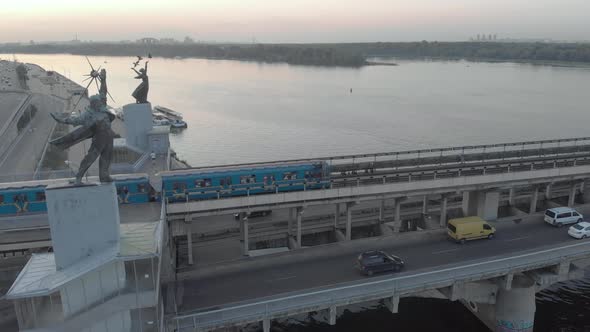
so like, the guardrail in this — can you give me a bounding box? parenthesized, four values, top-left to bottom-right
(170, 241, 590, 331)
(180, 137, 590, 170)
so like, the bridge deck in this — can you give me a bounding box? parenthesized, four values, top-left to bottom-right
(170, 208, 590, 330)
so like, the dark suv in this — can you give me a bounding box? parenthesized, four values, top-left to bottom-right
(234, 210, 272, 220)
(356, 250, 405, 276)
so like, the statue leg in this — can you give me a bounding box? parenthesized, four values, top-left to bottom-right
(98, 138, 114, 182)
(75, 145, 100, 184)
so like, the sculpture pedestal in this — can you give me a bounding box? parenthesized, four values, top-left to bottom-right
(123, 102, 153, 151)
(46, 182, 120, 270)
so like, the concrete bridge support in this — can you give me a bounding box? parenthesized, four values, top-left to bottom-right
(394, 198, 402, 232)
(545, 183, 553, 200)
(466, 275, 536, 332)
(422, 195, 429, 215)
(569, 182, 578, 207)
(241, 217, 249, 256)
(186, 223, 194, 265)
(508, 188, 515, 206)
(529, 187, 539, 214)
(334, 204, 340, 228)
(379, 199, 385, 222)
(296, 207, 303, 248)
(439, 195, 448, 228)
(462, 191, 500, 220)
(346, 203, 354, 241)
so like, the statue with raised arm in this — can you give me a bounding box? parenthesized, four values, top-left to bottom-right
(131, 61, 149, 103)
(50, 68, 116, 184)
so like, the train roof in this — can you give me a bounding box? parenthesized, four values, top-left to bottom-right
(161, 160, 325, 177)
(0, 173, 149, 191)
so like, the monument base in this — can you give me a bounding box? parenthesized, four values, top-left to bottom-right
(46, 182, 120, 270)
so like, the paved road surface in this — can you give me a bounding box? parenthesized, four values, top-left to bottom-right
(178, 208, 589, 312)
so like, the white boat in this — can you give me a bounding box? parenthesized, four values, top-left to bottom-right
(154, 105, 183, 120)
(170, 119, 188, 128)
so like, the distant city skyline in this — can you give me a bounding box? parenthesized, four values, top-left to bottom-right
(2, 0, 590, 43)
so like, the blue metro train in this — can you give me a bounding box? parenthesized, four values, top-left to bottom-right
(161, 161, 331, 202)
(0, 174, 153, 216)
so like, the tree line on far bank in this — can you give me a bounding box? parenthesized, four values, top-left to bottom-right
(2, 41, 590, 66)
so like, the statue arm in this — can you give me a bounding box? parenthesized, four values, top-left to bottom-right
(144, 61, 148, 74)
(132, 68, 141, 76)
(51, 110, 90, 126)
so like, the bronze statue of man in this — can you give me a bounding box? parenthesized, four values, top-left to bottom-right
(50, 69, 116, 184)
(131, 61, 149, 103)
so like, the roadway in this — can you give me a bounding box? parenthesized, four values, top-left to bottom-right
(176, 205, 590, 312)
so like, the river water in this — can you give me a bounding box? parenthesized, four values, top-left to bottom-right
(3, 54, 590, 331)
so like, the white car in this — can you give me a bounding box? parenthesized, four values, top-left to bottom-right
(568, 222, 590, 239)
(544, 207, 583, 227)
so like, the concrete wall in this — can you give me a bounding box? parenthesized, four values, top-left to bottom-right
(46, 183, 120, 269)
(123, 103, 153, 151)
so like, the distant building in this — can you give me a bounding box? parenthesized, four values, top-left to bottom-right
(159, 38, 178, 44)
(137, 38, 158, 45)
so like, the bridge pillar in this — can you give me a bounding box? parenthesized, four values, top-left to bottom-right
(568, 182, 578, 207)
(462, 191, 499, 220)
(288, 207, 294, 236)
(185, 222, 194, 265)
(384, 295, 400, 313)
(346, 202, 354, 240)
(242, 217, 249, 256)
(494, 275, 536, 332)
(334, 203, 340, 227)
(329, 305, 337, 325)
(439, 195, 448, 228)
(545, 183, 552, 200)
(422, 195, 429, 215)
(529, 187, 539, 214)
(394, 198, 402, 232)
(296, 207, 303, 248)
(508, 188, 515, 206)
(468, 275, 536, 332)
(379, 199, 385, 222)
(262, 318, 271, 332)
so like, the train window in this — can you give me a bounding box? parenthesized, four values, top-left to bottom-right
(220, 177, 232, 186)
(305, 171, 322, 179)
(13, 194, 28, 202)
(262, 174, 275, 184)
(240, 175, 256, 184)
(195, 179, 212, 187)
(35, 192, 46, 201)
(0, 195, 3, 204)
(137, 184, 146, 193)
(173, 182, 187, 192)
(282, 172, 297, 180)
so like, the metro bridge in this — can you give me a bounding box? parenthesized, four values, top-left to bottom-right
(4, 136, 590, 332)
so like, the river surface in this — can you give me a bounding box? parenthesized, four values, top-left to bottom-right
(3, 54, 590, 331)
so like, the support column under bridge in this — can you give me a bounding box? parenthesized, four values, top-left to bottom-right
(462, 191, 500, 220)
(466, 275, 536, 332)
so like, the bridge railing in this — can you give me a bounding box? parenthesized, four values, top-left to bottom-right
(170, 241, 590, 331)
(178, 136, 590, 171)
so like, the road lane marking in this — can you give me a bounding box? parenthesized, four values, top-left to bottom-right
(504, 236, 530, 242)
(432, 248, 460, 255)
(265, 275, 297, 282)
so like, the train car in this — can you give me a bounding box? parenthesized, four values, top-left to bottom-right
(161, 161, 331, 203)
(0, 182, 47, 215)
(0, 173, 153, 216)
(113, 174, 154, 204)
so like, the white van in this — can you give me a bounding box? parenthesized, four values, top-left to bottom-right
(544, 207, 583, 227)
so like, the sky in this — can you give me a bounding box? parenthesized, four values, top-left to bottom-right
(2, 0, 590, 43)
